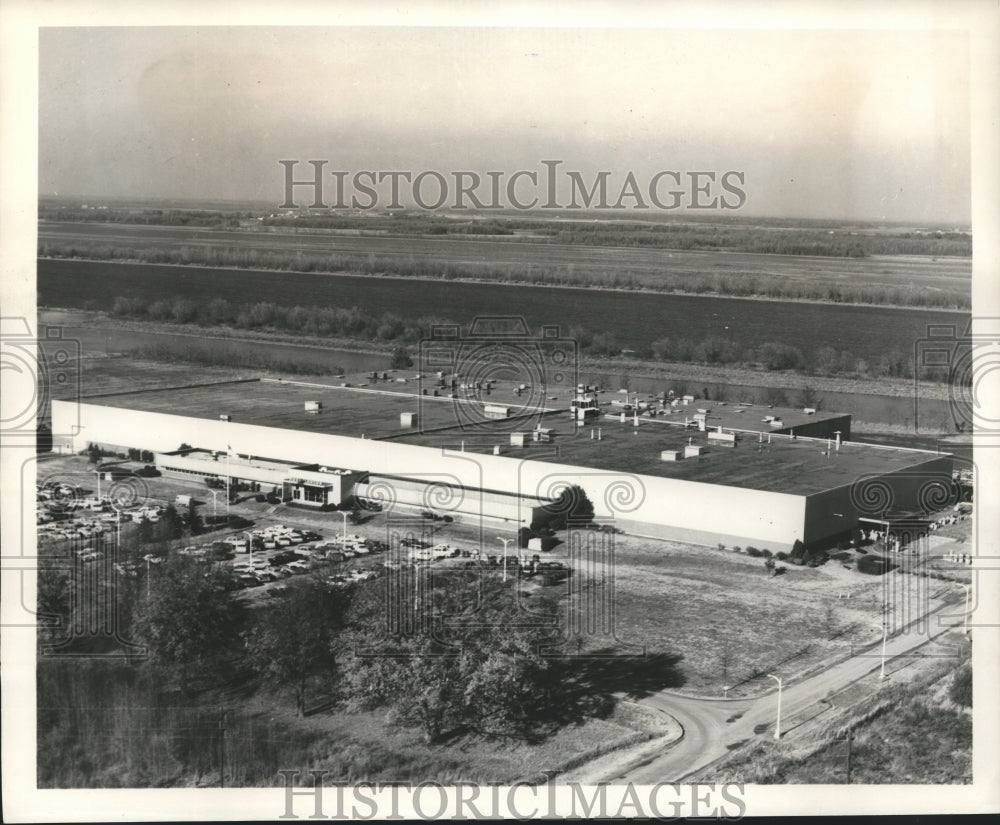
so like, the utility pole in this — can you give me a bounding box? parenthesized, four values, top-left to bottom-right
(218, 708, 228, 788)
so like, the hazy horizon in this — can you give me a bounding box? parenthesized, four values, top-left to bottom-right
(39, 27, 971, 224)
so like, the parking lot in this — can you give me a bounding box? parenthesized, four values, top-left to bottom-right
(34, 453, 572, 602)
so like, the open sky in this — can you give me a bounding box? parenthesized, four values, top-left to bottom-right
(39, 26, 971, 223)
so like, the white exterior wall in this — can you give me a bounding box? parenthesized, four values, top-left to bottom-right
(55, 401, 807, 548)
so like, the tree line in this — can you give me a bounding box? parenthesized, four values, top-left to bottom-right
(103, 293, 957, 384)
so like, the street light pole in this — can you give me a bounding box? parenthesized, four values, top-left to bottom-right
(767, 674, 783, 739)
(242, 531, 255, 568)
(879, 624, 888, 681)
(497, 537, 514, 583)
(340, 510, 348, 549)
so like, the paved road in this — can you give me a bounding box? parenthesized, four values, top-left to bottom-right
(600, 598, 965, 783)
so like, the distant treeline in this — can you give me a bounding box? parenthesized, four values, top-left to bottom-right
(40, 206, 972, 257)
(544, 222, 971, 257)
(40, 207, 251, 227)
(123, 340, 346, 376)
(38, 242, 971, 310)
(106, 294, 953, 384)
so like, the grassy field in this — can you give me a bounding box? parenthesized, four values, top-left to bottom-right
(562, 537, 886, 696)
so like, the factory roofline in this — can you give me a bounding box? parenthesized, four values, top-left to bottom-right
(79, 377, 947, 497)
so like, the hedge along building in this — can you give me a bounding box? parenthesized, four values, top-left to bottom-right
(50, 378, 954, 552)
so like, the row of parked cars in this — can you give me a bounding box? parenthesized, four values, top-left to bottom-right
(225, 526, 389, 590)
(223, 524, 324, 553)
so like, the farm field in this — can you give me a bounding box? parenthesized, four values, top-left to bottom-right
(38, 258, 970, 370)
(39, 220, 971, 307)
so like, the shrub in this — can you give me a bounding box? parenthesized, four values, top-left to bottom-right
(775, 551, 788, 561)
(745, 546, 762, 558)
(389, 346, 413, 369)
(949, 666, 972, 708)
(857, 555, 897, 576)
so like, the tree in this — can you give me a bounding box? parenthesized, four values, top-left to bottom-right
(762, 387, 788, 407)
(133, 556, 245, 693)
(949, 665, 972, 708)
(764, 557, 776, 577)
(797, 386, 823, 410)
(36, 562, 71, 647)
(343, 572, 565, 743)
(390, 346, 413, 369)
(531, 484, 595, 532)
(183, 502, 203, 536)
(247, 578, 346, 716)
(159, 504, 184, 541)
(87, 443, 102, 465)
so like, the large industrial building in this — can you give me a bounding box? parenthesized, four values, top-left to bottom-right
(51, 376, 953, 551)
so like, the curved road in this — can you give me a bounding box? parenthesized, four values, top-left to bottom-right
(598, 599, 965, 783)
